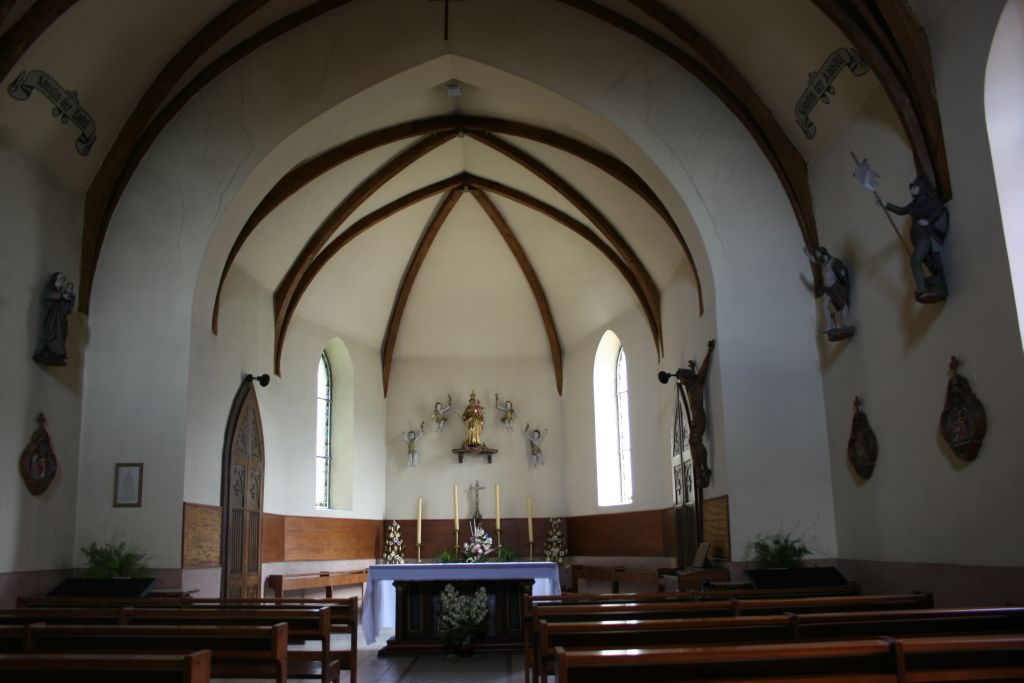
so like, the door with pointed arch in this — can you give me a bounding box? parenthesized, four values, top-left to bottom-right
(222, 378, 265, 598)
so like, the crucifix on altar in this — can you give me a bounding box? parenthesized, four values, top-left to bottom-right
(469, 479, 485, 524)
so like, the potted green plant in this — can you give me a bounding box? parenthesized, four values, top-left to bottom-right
(746, 531, 809, 569)
(80, 539, 151, 578)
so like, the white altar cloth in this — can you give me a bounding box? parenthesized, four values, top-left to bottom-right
(361, 561, 561, 644)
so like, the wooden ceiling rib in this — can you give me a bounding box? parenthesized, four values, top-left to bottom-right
(0, 0, 77, 83)
(79, 0, 357, 313)
(466, 130, 664, 357)
(273, 173, 663, 377)
(213, 115, 697, 335)
(272, 130, 459, 345)
(380, 190, 462, 397)
(810, 0, 950, 200)
(275, 175, 464, 375)
(470, 189, 564, 396)
(561, 0, 823, 269)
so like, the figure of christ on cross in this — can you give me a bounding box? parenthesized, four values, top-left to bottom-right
(469, 479, 485, 523)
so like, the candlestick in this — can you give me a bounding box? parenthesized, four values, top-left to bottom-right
(453, 485, 459, 530)
(495, 483, 501, 530)
(527, 496, 533, 544)
(454, 527, 460, 555)
(416, 498, 423, 545)
(416, 542, 422, 563)
(496, 527, 503, 553)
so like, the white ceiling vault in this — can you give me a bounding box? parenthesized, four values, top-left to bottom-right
(0, 0, 947, 394)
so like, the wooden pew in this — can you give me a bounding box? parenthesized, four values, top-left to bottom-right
(123, 606, 339, 683)
(897, 633, 1024, 681)
(531, 581, 861, 606)
(267, 569, 367, 598)
(736, 592, 934, 615)
(24, 622, 288, 683)
(554, 639, 902, 682)
(533, 607, 1024, 682)
(0, 650, 212, 682)
(0, 625, 27, 652)
(0, 608, 123, 625)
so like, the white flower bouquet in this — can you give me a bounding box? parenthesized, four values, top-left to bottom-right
(461, 520, 494, 563)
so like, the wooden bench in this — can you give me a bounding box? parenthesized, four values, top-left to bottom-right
(268, 570, 368, 598)
(123, 606, 339, 683)
(531, 582, 861, 606)
(0, 625, 27, 652)
(554, 638, 902, 682)
(24, 622, 288, 683)
(0, 650, 212, 682)
(554, 634, 1024, 682)
(533, 607, 1024, 682)
(0, 607, 123, 625)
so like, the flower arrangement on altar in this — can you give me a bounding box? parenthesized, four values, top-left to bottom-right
(439, 583, 489, 650)
(382, 520, 405, 564)
(544, 517, 569, 566)
(461, 520, 494, 562)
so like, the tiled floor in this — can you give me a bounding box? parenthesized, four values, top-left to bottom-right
(220, 629, 526, 683)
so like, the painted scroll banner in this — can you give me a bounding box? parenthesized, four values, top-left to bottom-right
(795, 48, 869, 140)
(8, 69, 97, 156)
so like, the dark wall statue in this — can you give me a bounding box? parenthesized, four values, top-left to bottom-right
(33, 272, 75, 366)
(847, 396, 877, 480)
(20, 413, 58, 495)
(939, 356, 986, 463)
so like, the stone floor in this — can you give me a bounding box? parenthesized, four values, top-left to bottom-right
(219, 629, 527, 683)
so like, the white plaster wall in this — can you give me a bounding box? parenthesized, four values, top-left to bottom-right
(0, 148, 82, 572)
(384, 358, 564, 521)
(184, 268, 386, 520)
(83, 0, 834, 566)
(812, 0, 1024, 567)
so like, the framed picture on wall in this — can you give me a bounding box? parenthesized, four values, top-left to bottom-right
(673, 463, 684, 506)
(113, 463, 143, 507)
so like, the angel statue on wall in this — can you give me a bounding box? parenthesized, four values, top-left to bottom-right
(524, 424, 547, 466)
(403, 422, 425, 467)
(433, 394, 452, 432)
(804, 246, 854, 341)
(495, 394, 515, 430)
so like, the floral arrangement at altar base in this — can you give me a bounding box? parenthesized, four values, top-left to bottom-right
(439, 583, 489, 653)
(382, 520, 405, 564)
(461, 520, 494, 562)
(544, 517, 569, 567)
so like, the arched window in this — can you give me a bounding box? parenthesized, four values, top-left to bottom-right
(594, 330, 633, 506)
(315, 352, 332, 508)
(985, 0, 1024, 348)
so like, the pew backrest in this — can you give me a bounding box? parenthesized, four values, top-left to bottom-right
(0, 650, 212, 683)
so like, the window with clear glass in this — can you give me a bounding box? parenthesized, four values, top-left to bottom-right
(315, 352, 332, 508)
(615, 346, 634, 504)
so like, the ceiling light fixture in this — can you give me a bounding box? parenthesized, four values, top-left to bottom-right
(446, 80, 463, 98)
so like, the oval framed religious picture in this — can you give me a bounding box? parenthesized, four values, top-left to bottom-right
(847, 397, 877, 480)
(939, 356, 986, 463)
(20, 413, 58, 495)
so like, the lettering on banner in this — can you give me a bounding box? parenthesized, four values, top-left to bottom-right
(795, 48, 869, 140)
(8, 69, 97, 156)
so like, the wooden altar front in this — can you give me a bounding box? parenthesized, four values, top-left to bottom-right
(384, 578, 532, 656)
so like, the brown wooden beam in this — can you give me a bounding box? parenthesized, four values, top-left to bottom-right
(559, 0, 820, 260)
(274, 175, 464, 375)
(811, 0, 950, 200)
(79, 0, 356, 312)
(0, 0, 77, 82)
(274, 173, 663, 372)
(82, 0, 272, 313)
(213, 114, 698, 333)
(273, 130, 457, 349)
(380, 190, 462, 396)
(466, 174, 661, 354)
(470, 189, 564, 395)
(467, 129, 663, 356)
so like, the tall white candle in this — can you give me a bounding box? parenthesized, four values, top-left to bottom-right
(453, 485, 459, 530)
(417, 498, 422, 544)
(527, 496, 533, 543)
(495, 484, 501, 530)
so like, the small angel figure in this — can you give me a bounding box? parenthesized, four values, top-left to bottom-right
(433, 394, 452, 432)
(403, 422, 425, 467)
(524, 423, 547, 466)
(495, 394, 515, 431)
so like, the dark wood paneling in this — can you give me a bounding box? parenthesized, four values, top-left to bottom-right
(703, 495, 731, 561)
(181, 502, 221, 568)
(392, 518, 552, 562)
(567, 508, 674, 557)
(282, 516, 382, 561)
(261, 513, 285, 563)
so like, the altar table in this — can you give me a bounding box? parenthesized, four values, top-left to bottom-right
(361, 561, 561, 647)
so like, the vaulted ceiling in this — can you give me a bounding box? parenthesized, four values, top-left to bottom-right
(0, 0, 946, 393)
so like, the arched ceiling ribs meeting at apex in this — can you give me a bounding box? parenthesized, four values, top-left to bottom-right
(214, 114, 696, 338)
(19, 0, 947, 310)
(272, 171, 662, 388)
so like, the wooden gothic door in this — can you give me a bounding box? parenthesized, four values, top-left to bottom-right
(222, 378, 265, 598)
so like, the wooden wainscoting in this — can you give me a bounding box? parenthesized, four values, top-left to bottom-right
(566, 508, 677, 556)
(262, 514, 383, 562)
(182, 502, 221, 568)
(391, 517, 552, 562)
(702, 495, 731, 561)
